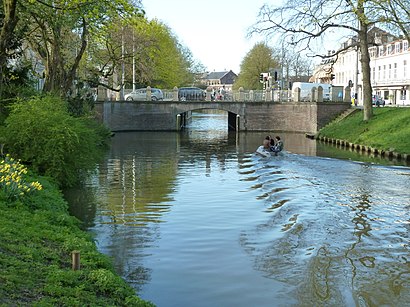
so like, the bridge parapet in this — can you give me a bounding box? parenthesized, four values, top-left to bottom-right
(99, 85, 352, 104)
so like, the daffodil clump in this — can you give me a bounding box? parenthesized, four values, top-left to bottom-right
(0, 154, 43, 200)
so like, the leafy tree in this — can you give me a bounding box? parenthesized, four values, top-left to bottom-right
(16, 0, 140, 97)
(83, 17, 196, 92)
(233, 42, 278, 90)
(147, 20, 193, 88)
(249, 0, 403, 121)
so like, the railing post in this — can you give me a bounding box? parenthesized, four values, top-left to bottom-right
(265, 87, 272, 102)
(248, 89, 253, 102)
(293, 87, 301, 102)
(239, 87, 245, 101)
(344, 86, 351, 103)
(206, 86, 212, 102)
(317, 86, 324, 102)
(173, 86, 179, 102)
(311, 87, 317, 102)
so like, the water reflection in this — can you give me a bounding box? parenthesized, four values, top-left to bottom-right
(66, 110, 410, 306)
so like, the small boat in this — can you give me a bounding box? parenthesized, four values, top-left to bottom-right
(255, 146, 271, 157)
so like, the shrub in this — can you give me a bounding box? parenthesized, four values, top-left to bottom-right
(0, 154, 42, 201)
(2, 95, 110, 187)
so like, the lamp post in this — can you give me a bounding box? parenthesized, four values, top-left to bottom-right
(281, 34, 294, 90)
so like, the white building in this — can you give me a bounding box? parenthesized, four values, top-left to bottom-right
(314, 28, 410, 105)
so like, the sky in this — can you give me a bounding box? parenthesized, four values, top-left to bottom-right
(142, 0, 269, 74)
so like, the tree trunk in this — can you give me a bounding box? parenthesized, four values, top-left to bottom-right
(359, 22, 373, 121)
(0, 0, 18, 99)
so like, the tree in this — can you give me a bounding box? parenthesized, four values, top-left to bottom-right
(143, 20, 193, 88)
(377, 0, 410, 43)
(233, 42, 278, 90)
(250, 0, 399, 121)
(0, 0, 19, 99)
(85, 17, 196, 91)
(17, 0, 140, 97)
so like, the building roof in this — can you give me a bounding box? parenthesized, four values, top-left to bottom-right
(206, 70, 237, 80)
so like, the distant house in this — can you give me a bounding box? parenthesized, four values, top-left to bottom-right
(201, 70, 238, 91)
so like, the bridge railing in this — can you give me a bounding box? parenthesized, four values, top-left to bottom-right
(102, 86, 350, 103)
(127, 88, 293, 102)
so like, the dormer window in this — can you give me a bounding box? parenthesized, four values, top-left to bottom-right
(387, 44, 394, 55)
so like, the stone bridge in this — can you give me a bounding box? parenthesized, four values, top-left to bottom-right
(95, 100, 351, 134)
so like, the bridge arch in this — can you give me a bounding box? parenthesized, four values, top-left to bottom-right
(176, 107, 241, 131)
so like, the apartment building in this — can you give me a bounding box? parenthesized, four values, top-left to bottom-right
(313, 28, 410, 105)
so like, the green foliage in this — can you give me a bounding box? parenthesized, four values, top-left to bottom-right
(233, 42, 279, 90)
(0, 175, 154, 306)
(2, 95, 110, 187)
(147, 20, 194, 88)
(318, 107, 410, 154)
(0, 62, 39, 121)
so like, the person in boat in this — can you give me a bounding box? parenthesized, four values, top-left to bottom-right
(271, 136, 284, 154)
(256, 138, 271, 157)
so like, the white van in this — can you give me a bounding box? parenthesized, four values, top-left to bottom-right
(292, 82, 331, 101)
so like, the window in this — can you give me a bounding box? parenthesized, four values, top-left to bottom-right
(378, 66, 381, 80)
(396, 43, 401, 53)
(369, 47, 376, 58)
(372, 67, 375, 81)
(404, 60, 407, 78)
(389, 64, 392, 79)
(388, 45, 393, 55)
(379, 46, 384, 57)
(394, 63, 397, 79)
(400, 89, 406, 100)
(383, 65, 386, 79)
(404, 41, 409, 51)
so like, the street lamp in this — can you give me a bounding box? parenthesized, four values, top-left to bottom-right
(281, 34, 295, 90)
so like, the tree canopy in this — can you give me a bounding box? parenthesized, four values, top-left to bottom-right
(233, 42, 278, 90)
(0, 0, 202, 100)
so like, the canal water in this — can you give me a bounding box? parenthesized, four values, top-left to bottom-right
(66, 110, 409, 307)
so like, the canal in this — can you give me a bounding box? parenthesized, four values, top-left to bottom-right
(65, 110, 410, 306)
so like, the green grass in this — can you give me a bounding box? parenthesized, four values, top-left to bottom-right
(0, 176, 154, 306)
(317, 107, 410, 154)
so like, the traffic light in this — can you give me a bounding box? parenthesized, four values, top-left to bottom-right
(330, 74, 335, 81)
(274, 71, 278, 81)
(259, 73, 264, 82)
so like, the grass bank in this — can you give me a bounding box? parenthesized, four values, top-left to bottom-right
(317, 107, 410, 154)
(0, 174, 154, 306)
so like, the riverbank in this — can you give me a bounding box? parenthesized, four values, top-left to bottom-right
(0, 174, 154, 306)
(315, 107, 410, 161)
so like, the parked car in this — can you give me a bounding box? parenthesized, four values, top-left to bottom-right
(178, 87, 206, 101)
(372, 95, 385, 107)
(124, 88, 163, 101)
